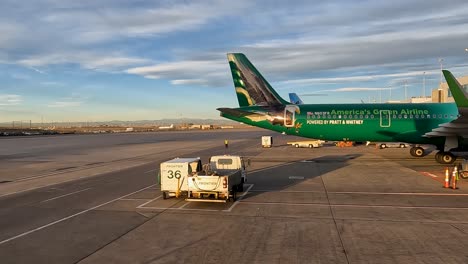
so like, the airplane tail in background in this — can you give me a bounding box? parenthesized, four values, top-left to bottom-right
(227, 53, 289, 107)
(289, 93, 304, 105)
(443, 70, 468, 108)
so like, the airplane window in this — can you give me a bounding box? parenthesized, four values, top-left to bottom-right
(365, 115, 369, 119)
(333, 115, 336, 118)
(393, 115, 397, 118)
(444, 114, 448, 118)
(433, 114, 437, 118)
(344, 115, 347, 119)
(327, 115, 331, 119)
(410, 115, 413, 118)
(438, 114, 442, 118)
(398, 115, 402, 119)
(370, 115, 374, 119)
(354, 115, 358, 119)
(427, 114, 431, 118)
(404, 115, 408, 119)
(415, 115, 419, 118)
(338, 115, 342, 118)
(450, 115, 454, 118)
(359, 115, 363, 118)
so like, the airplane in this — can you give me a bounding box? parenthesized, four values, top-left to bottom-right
(158, 124, 174, 130)
(217, 53, 468, 164)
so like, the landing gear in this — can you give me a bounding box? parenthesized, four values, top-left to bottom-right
(410, 146, 425, 157)
(435, 151, 456, 164)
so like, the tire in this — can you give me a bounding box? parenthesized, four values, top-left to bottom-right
(400, 144, 406, 148)
(308, 144, 313, 148)
(295, 144, 299, 148)
(237, 183, 244, 192)
(440, 153, 455, 164)
(380, 144, 386, 149)
(414, 147, 424, 157)
(461, 171, 468, 179)
(162, 191, 168, 200)
(229, 191, 237, 202)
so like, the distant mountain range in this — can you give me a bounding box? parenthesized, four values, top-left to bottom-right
(0, 118, 240, 128)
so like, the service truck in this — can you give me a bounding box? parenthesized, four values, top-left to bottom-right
(159, 157, 202, 199)
(186, 155, 248, 202)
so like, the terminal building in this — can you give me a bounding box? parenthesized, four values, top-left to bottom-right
(388, 75, 468, 104)
(431, 76, 468, 103)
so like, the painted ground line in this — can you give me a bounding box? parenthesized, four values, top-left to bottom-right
(144, 169, 158, 174)
(0, 184, 157, 246)
(238, 201, 468, 210)
(136, 195, 162, 208)
(223, 184, 254, 212)
(40, 188, 92, 203)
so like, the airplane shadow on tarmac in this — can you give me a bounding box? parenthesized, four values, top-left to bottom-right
(242, 154, 362, 200)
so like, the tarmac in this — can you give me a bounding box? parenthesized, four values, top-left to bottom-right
(1, 129, 468, 264)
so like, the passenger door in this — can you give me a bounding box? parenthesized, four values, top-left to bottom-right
(380, 110, 391, 127)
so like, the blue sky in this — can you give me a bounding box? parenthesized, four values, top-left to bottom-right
(2, 0, 468, 122)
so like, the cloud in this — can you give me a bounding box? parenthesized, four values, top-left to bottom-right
(47, 93, 84, 108)
(126, 59, 229, 86)
(280, 70, 434, 86)
(18, 52, 151, 71)
(324, 87, 392, 92)
(0, 94, 22, 106)
(47, 101, 82, 108)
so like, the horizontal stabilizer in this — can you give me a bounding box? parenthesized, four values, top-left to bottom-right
(217, 107, 269, 122)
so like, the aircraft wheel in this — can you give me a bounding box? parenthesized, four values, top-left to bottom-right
(410, 147, 424, 157)
(438, 152, 455, 164)
(380, 144, 386, 149)
(435, 152, 443, 162)
(162, 191, 168, 200)
(295, 144, 299, 148)
(308, 144, 313, 148)
(400, 144, 406, 148)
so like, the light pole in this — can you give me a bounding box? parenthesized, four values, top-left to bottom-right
(379, 87, 382, 103)
(423, 71, 426, 98)
(438, 58, 444, 86)
(388, 85, 392, 102)
(404, 80, 407, 101)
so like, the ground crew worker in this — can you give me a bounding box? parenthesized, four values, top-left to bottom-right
(224, 139, 229, 149)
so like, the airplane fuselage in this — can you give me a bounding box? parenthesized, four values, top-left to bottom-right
(221, 102, 459, 146)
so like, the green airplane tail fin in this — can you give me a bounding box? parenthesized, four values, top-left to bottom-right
(443, 70, 468, 107)
(227, 53, 289, 107)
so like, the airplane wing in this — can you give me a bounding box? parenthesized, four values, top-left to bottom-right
(424, 70, 468, 138)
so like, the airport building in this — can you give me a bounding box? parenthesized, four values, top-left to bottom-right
(432, 75, 468, 103)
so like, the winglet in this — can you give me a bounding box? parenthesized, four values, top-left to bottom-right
(443, 70, 468, 107)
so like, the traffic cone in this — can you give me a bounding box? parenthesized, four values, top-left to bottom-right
(444, 167, 450, 188)
(452, 166, 458, 190)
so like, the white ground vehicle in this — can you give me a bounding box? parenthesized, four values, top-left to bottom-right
(159, 157, 202, 199)
(287, 140, 323, 148)
(262, 136, 273, 148)
(378, 142, 410, 149)
(186, 155, 248, 202)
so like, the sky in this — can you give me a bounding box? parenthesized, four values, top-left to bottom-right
(1, 0, 468, 122)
